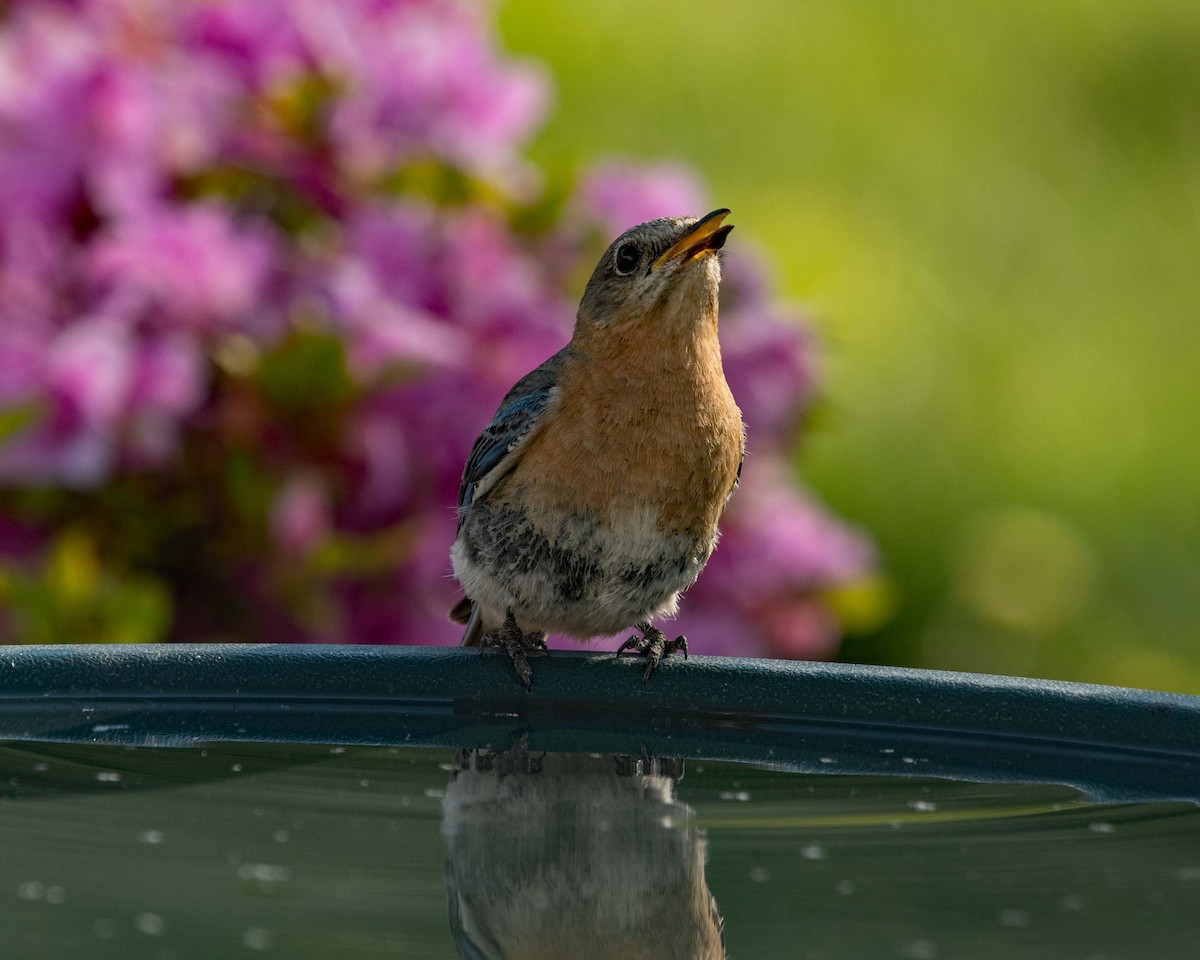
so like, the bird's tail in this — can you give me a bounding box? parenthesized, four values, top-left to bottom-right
(449, 597, 484, 647)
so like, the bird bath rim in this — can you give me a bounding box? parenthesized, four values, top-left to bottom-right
(1, 644, 1197, 805)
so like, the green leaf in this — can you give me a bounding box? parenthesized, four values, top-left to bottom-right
(0, 403, 40, 446)
(45, 529, 100, 607)
(255, 330, 355, 415)
(99, 577, 172, 645)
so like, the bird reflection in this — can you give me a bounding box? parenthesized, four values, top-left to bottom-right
(441, 749, 725, 959)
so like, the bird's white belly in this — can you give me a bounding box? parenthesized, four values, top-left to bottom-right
(451, 503, 713, 638)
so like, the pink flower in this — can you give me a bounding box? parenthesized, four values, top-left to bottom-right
(575, 160, 708, 236)
(0, 318, 131, 485)
(717, 465, 875, 598)
(320, 2, 549, 179)
(178, 0, 308, 91)
(124, 332, 208, 464)
(129, 333, 207, 417)
(343, 405, 412, 525)
(0, 7, 94, 220)
(270, 471, 333, 555)
(0, 327, 49, 406)
(47, 318, 133, 432)
(83, 56, 240, 217)
(0, 218, 74, 329)
(669, 465, 875, 659)
(86, 203, 279, 332)
(0, 412, 115, 489)
(753, 599, 843, 660)
(722, 303, 816, 449)
(324, 257, 466, 375)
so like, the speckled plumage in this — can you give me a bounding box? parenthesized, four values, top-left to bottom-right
(450, 212, 744, 679)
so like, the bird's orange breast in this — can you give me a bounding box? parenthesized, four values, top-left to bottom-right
(509, 318, 744, 538)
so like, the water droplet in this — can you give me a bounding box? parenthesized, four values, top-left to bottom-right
(359, 779, 371, 788)
(138, 829, 165, 844)
(749, 867, 770, 883)
(1089, 822, 1115, 834)
(95, 772, 121, 783)
(997, 909, 1030, 928)
(243, 927, 273, 950)
(236, 863, 290, 883)
(424, 788, 446, 799)
(272, 830, 290, 844)
(1059, 894, 1085, 911)
(818, 757, 836, 765)
(718, 790, 751, 802)
(44, 885, 65, 904)
(904, 939, 937, 959)
(17, 881, 44, 900)
(135, 913, 167, 936)
(230, 764, 243, 773)
(801, 844, 827, 861)
(908, 800, 938, 812)
(1177, 867, 1200, 881)
(32, 763, 49, 773)
(835, 879, 857, 895)
(330, 747, 346, 755)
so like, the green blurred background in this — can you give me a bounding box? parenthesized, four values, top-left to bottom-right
(499, 0, 1200, 693)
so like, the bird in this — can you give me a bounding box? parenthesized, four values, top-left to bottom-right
(449, 209, 745, 689)
(441, 750, 726, 960)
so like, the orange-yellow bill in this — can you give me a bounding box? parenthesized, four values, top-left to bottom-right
(651, 208, 733, 271)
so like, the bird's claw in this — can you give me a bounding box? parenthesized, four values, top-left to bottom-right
(614, 751, 686, 780)
(480, 613, 547, 691)
(458, 735, 545, 777)
(617, 625, 688, 681)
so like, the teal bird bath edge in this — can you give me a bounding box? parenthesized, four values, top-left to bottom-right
(1, 645, 1198, 958)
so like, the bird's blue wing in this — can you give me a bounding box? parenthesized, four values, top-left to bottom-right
(456, 349, 568, 533)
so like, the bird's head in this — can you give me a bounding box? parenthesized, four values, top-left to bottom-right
(575, 209, 733, 336)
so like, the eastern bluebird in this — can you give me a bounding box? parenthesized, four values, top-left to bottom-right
(449, 210, 744, 688)
(442, 750, 726, 959)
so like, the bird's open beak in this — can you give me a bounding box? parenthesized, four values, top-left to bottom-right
(651, 208, 734, 271)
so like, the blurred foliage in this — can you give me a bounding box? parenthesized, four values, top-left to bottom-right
(0, 1, 870, 659)
(500, 0, 1200, 692)
(0, 529, 170, 645)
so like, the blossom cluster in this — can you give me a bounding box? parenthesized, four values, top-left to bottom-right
(0, 0, 874, 656)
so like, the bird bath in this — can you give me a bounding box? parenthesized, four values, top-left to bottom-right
(1, 645, 1197, 958)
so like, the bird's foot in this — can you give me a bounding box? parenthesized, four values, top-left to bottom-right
(456, 734, 545, 777)
(614, 751, 686, 780)
(616, 624, 688, 681)
(480, 612, 548, 691)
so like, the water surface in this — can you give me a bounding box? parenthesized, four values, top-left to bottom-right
(2, 740, 1196, 959)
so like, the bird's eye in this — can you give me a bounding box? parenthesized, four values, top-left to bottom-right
(613, 243, 640, 276)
